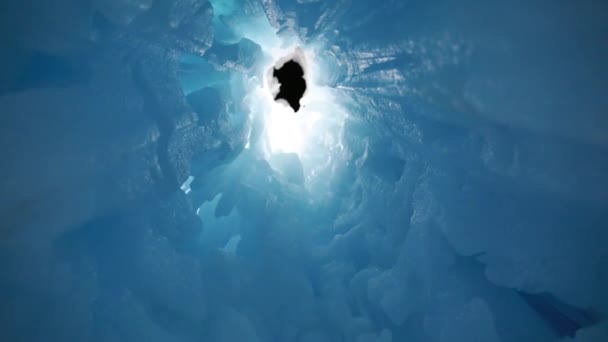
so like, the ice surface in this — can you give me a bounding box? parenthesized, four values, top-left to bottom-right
(1, 0, 607, 341)
(558, 322, 608, 342)
(206, 306, 260, 342)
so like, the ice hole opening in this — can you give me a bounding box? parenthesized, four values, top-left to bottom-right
(268, 48, 308, 113)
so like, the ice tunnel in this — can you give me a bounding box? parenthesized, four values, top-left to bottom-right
(1, 0, 608, 341)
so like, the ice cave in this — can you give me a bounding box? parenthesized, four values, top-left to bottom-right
(1, 0, 608, 341)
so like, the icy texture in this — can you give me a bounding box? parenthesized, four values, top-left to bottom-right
(1, 0, 607, 342)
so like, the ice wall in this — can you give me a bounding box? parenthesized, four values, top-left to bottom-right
(0, 1, 607, 342)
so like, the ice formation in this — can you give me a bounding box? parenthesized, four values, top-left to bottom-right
(0, 0, 607, 341)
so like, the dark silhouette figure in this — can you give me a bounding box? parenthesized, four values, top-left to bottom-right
(273, 60, 306, 112)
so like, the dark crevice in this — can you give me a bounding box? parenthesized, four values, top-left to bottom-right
(517, 291, 599, 338)
(273, 59, 306, 112)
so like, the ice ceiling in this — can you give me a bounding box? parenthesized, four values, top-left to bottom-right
(1, 0, 608, 342)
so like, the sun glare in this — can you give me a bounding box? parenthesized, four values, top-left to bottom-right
(242, 37, 348, 185)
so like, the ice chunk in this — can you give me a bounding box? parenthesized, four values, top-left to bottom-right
(269, 152, 305, 185)
(367, 268, 421, 326)
(187, 87, 225, 126)
(180, 175, 195, 194)
(432, 298, 502, 342)
(204, 38, 264, 72)
(221, 234, 242, 254)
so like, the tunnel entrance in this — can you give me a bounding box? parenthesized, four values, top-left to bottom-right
(271, 58, 307, 112)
